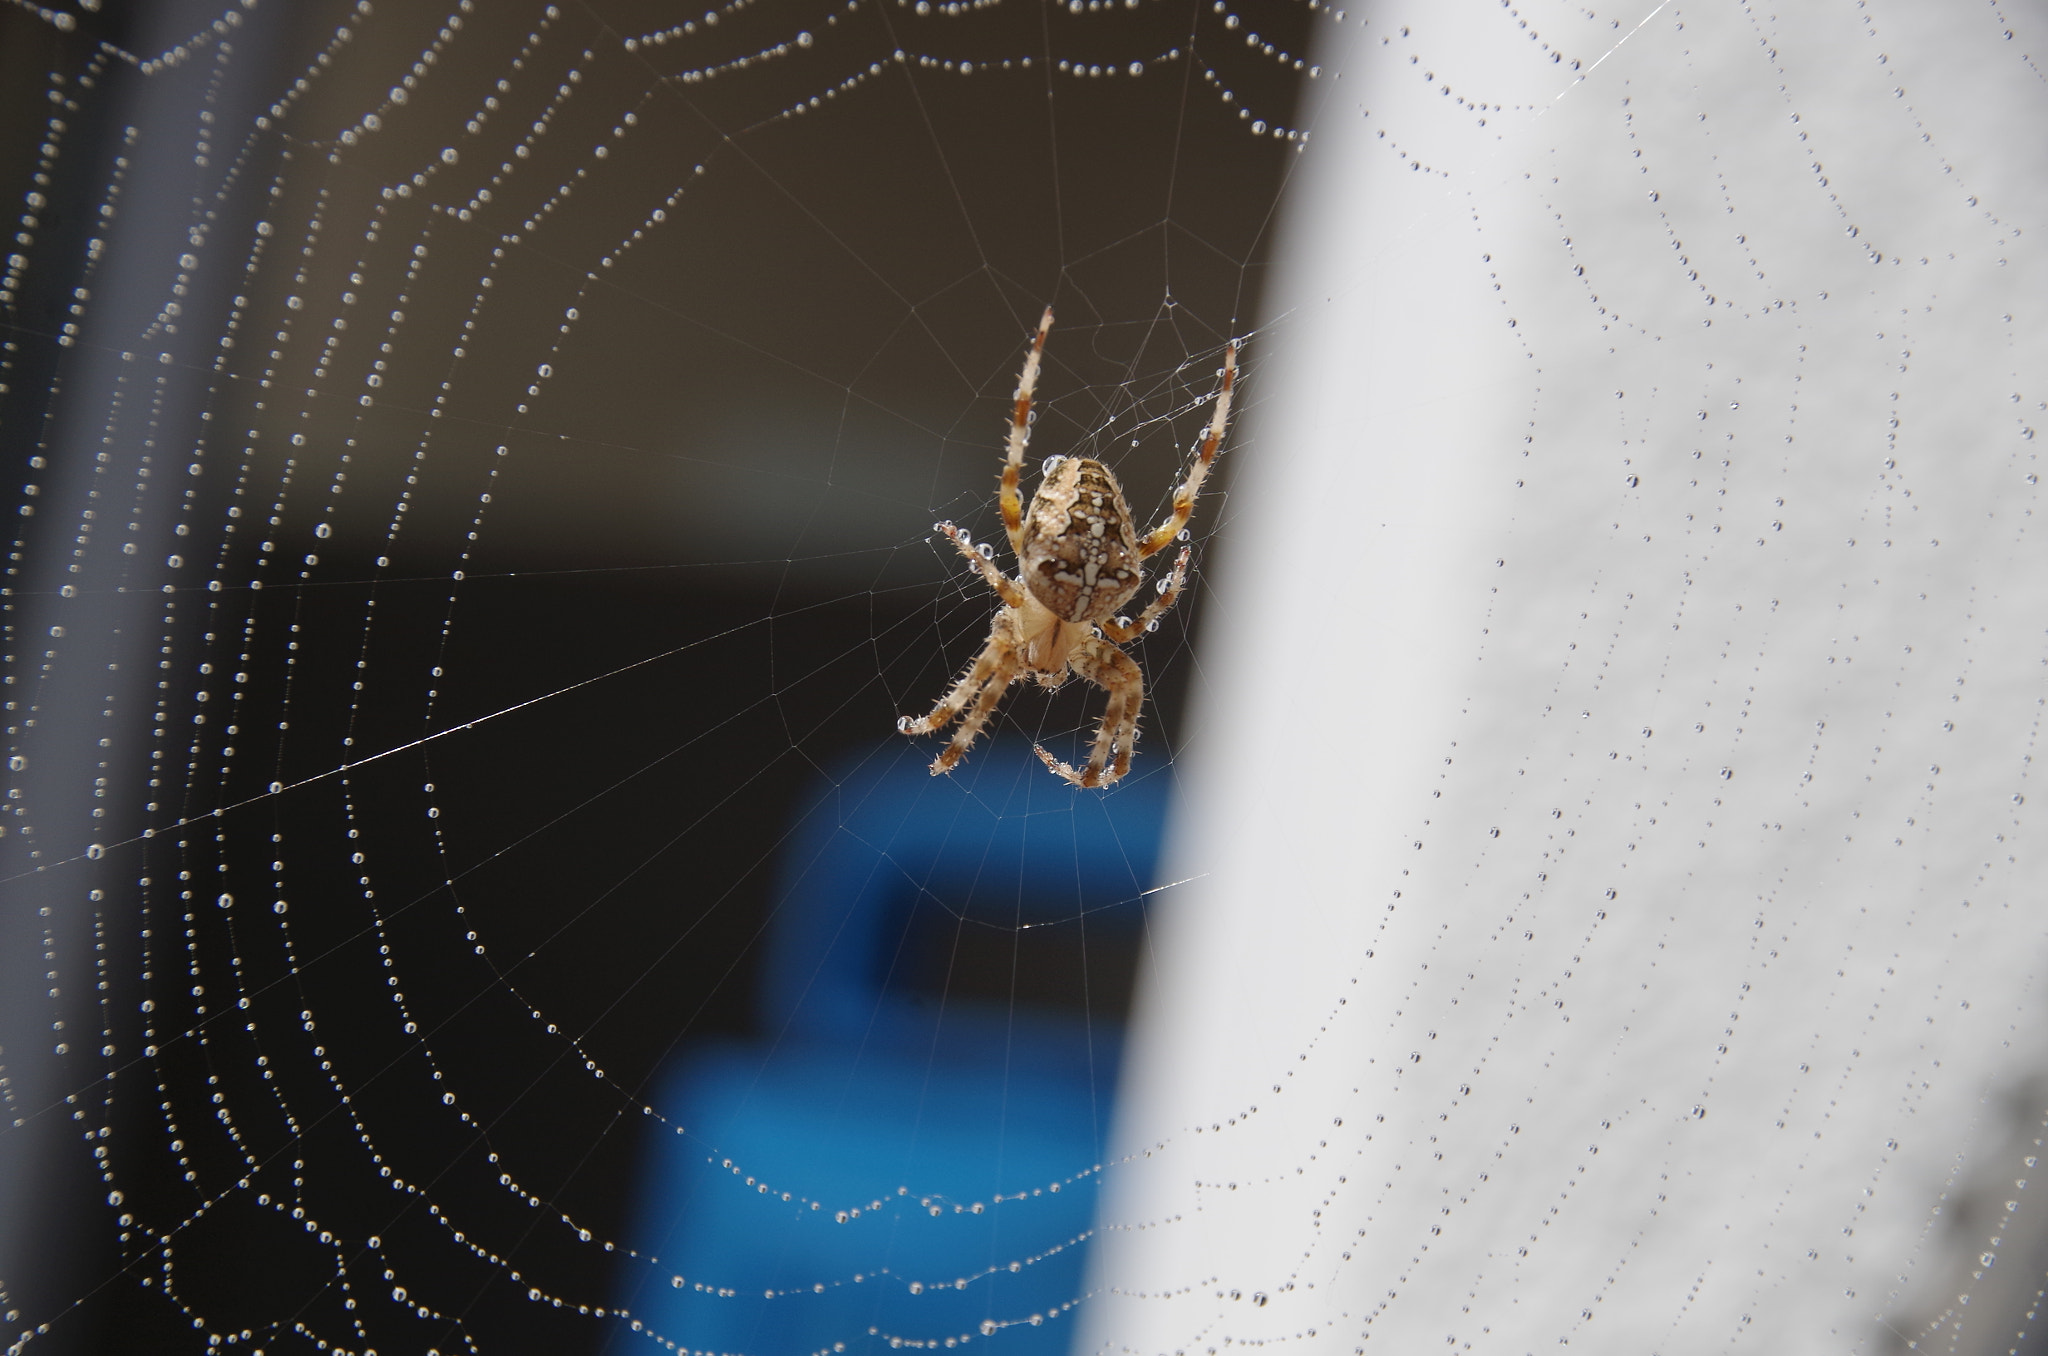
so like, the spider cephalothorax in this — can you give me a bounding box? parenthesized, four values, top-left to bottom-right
(898, 308, 1238, 788)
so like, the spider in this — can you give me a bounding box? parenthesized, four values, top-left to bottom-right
(898, 307, 1238, 788)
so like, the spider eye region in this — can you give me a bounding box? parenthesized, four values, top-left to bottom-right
(1020, 457, 1142, 623)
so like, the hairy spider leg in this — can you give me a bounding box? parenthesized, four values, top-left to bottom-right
(1100, 545, 1191, 644)
(898, 610, 1019, 738)
(1000, 306, 1055, 560)
(937, 521, 1023, 608)
(1034, 637, 1143, 788)
(931, 646, 1023, 776)
(1139, 340, 1237, 560)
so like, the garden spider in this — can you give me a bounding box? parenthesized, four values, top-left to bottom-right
(898, 308, 1238, 788)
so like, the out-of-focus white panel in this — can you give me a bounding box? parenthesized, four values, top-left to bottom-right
(1084, 3, 2048, 1353)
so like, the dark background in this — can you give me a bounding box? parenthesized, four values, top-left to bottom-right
(0, 0, 1311, 1349)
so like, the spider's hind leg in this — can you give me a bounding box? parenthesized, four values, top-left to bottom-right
(936, 521, 1023, 607)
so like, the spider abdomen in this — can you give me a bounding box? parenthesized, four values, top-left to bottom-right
(1019, 457, 1143, 623)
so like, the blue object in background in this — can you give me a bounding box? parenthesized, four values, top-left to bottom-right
(615, 741, 1169, 1355)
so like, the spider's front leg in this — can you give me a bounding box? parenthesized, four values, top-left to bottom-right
(1033, 636, 1143, 789)
(931, 647, 1022, 776)
(1099, 546, 1191, 644)
(900, 610, 1025, 776)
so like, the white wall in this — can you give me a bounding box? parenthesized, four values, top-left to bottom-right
(1084, 2, 2048, 1352)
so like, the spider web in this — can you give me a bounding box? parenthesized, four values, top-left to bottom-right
(4, 0, 2047, 1353)
(0, 0, 1308, 1351)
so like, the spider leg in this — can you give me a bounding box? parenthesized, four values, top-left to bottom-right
(899, 610, 1018, 737)
(1099, 545, 1190, 644)
(931, 647, 1022, 776)
(936, 521, 1024, 608)
(1001, 307, 1054, 560)
(1139, 340, 1237, 560)
(1033, 637, 1142, 789)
